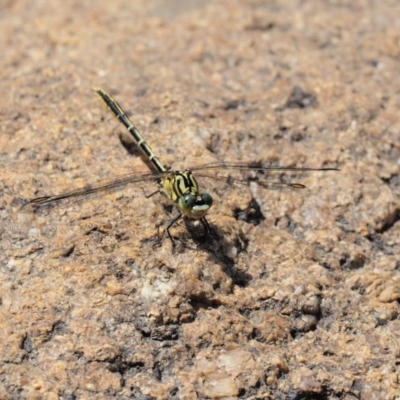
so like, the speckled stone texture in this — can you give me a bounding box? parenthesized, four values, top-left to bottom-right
(1, 0, 400, 399)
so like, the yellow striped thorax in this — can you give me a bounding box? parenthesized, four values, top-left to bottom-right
(160, 169, 213, 220)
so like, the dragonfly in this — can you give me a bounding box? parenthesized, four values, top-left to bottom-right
(21, 88, 339, 246)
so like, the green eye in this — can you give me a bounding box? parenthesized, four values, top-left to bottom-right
(180, 194, 196, 210)
(201, 193, 213, 207)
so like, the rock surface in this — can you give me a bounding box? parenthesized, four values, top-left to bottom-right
(1, 0, 400, 399)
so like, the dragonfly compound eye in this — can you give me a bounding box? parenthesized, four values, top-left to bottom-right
(201, 193, 213, 207)
(179, 194, 197, 211)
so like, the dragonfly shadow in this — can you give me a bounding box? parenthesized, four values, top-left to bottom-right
(180, 219, 253, 288)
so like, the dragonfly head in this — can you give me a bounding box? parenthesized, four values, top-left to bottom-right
(179, 192, 213, 219)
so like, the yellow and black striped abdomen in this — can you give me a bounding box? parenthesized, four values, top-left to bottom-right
(95, 88, 166, 173)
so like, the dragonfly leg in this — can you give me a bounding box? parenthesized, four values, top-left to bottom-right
(141, 187, 162, 199)
(165, 213, 182, 246)
(200, 217, 212, 237)
(155, 213, 182, 247)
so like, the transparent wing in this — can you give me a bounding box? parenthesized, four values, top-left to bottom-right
(21, 162, 339, 213)
(191, 161, 339, 173)
(195, 172, 308, 190)
(20, 170, 164, 213)
(193, 162, 338, 191)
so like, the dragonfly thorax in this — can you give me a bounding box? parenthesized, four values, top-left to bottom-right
(161, 169, 213, 220)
